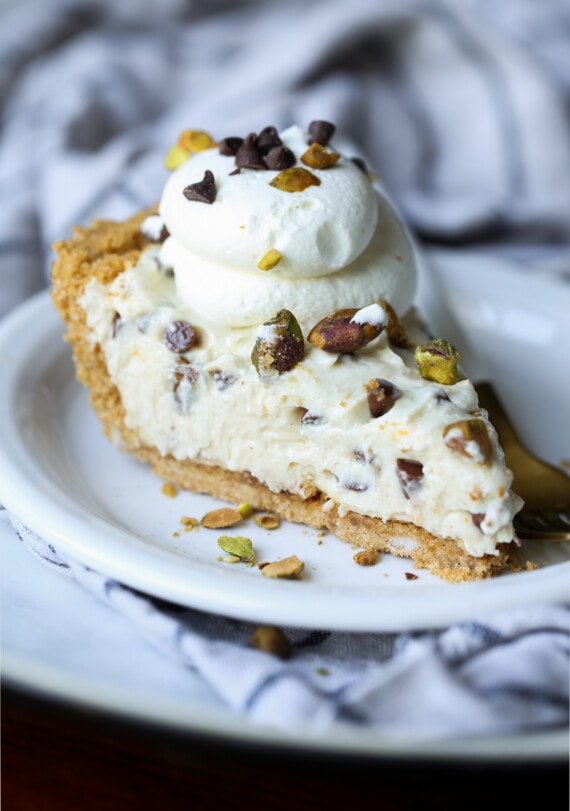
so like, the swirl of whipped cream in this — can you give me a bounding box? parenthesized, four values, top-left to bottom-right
(160, 125, 379, 279)
(158, 124, 417, 328)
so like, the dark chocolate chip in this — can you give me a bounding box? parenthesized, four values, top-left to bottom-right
(265, 145, 296, 170)
(396, 458, 424, 499)
(173, 358, 200, 409)
(471, 513, 486, 529)
(112, 312, 123, 338)
(141, 216, 169, 243)
(434, 388, 451, 403)
(257, 126, 282, 154)
(183, 170, 216, 204)
(218, 136, 243, 156)
(163, 320, 197, 353)
(235, 133, 266, 169)
(301, 410, 326, 425)
(366, 378, 401, 418)
(308, 120, 336, 146)
(354, 448, 376, 464)
(351, 156, 368, 174)
(344, 479, 368, 492)
(211, 369, 237, 390)
(136, 315, 151, 333)
(405, 572, 419, 580)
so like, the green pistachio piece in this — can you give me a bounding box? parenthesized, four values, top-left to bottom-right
(307, 305, 384, 354)
(270, 167, 321, 192)
(257, 249, 283, 271)
(251, 309, 305, 378)
(250, 625, 292, 659)
(380, 299, 411, 348)
(217, 535, 255, 563)
(414, 338, 460, 384)
(443, 419, 493, 465)
(301, 143, 340, 169)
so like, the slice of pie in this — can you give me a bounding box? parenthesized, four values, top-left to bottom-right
(51, 121, 523, 582)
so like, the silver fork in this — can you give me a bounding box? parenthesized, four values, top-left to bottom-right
(475, 382, 570, 542)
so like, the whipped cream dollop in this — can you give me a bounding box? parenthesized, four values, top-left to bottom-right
(156, 125, 417, 330)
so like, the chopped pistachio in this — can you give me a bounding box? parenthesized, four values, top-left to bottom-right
(201, 507, 243, 528)
(366, 378, 401, 418)
(236, 502, 253, 519)
(257, 249, 283, 271)
(251, 309, 305, 378)
(380, 299, 411, 348)
(301, 142, 340, 169)
(270, 167, 321, 192)
(177, 129, 216, 152)
(164, 144, 190, 170)
(414, 338, 460, 385)
(353, 548, 379, 566)
(217, 535, 255, 563)
(443, 419, 493, 464)
(260, 555, 304, 579)
(250, 625, 292, 659)
(253, 512, 281, 530)
(308, 307, 383, 354)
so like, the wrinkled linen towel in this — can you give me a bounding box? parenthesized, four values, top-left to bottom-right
(2, 0, 570, 315)
(7, 512, 570, 737)
(1, 0, 570, 738)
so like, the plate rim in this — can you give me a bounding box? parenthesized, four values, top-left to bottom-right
(0, 291, 569, 633)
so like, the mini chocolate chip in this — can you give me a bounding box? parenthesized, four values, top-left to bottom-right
(173, 358, 200, 410)
(141, 215, 169, 243)
(183, 170, 216, 204)
(136, 315, 151, 333)
(163, 320, 197, 353)
(308, 120, 336, 146)
(112, 312, 123, 338)
(235, 133, 266, 169)
(301, 410, 326, 425)
(211, 369, 237, 390)
(351, 156, 368, 174)
(344, 479, 368, 492)
(366, 378, 401, 418)
(434, 388, 451, 403)
(405, 572, 419, 581)
(354, 448, 376, 464)
(257, 126, 282, 154)
(218, 136, 243, 156)
(265, 145, 296, 170)
(396, 458, 424, 499)
(471, 513, 486, 529)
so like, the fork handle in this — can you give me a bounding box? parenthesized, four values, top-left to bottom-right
(475, 382, 519, 447)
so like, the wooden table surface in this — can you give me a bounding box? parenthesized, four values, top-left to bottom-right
(2, 681, 568, 811)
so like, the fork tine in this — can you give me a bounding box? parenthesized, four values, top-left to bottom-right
(514, 507, 570, 541)
(475, 382, 570, 541)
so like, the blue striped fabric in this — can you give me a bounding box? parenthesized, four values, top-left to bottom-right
(1, 0, 570, 317)
(8, 511, 569, 735)
(1, 0, 569, 735)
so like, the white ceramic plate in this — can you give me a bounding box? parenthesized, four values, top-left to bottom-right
(2, 502, 567, 761)
(0, 280, 568, 633)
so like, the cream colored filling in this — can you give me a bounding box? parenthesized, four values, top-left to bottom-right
(80, 247, 521, 558)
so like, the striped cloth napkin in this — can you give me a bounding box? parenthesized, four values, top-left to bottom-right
(1, 0, 569, 736)
(8, 513, 569, 736)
